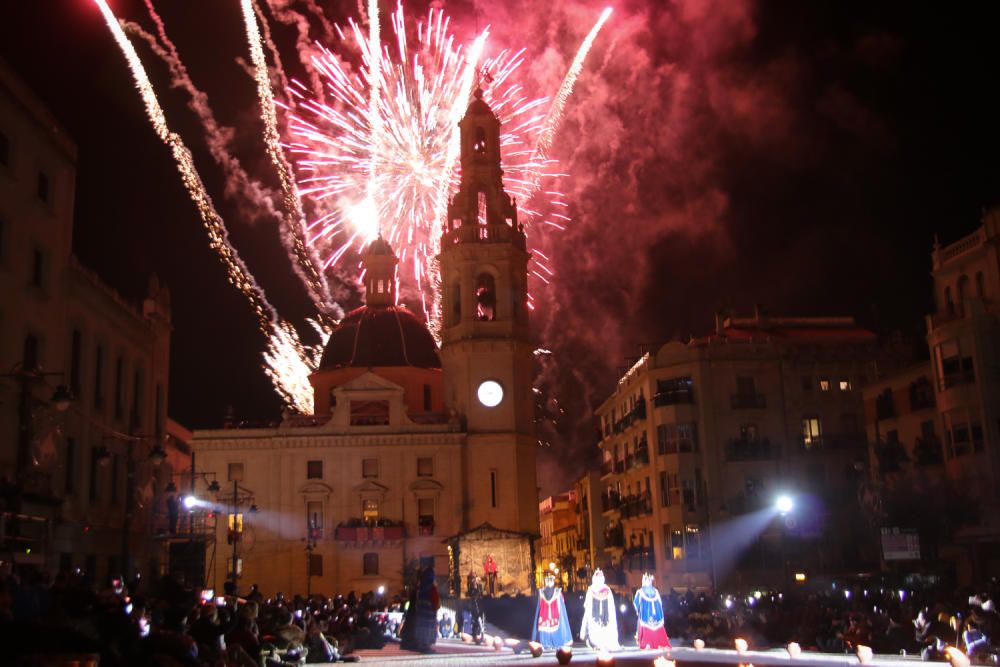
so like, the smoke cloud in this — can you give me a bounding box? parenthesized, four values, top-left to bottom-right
(461, 0, 897, 493)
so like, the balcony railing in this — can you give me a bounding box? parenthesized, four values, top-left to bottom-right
(629, 447, 650, 469)
(619, 493, 653, 519)
(726, 438, 776, 461)
(601, 492, 621, 513)
(653, 388, 694, 407)
(730, 393, 766, 409)
(600, 460, 615, 476)
(335, 520, 406, 542)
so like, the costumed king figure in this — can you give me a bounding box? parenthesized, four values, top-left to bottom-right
(633, 572, 671, 649)
(532, 572, 572, 649)
(400, 566, 440, 653)
(580, 569, 621, 651)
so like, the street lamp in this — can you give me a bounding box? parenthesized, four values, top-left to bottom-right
(776, 495, 794, 515)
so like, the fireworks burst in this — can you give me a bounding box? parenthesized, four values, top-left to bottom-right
(93, 0, 612, 413)
(286, 5, 568, 327)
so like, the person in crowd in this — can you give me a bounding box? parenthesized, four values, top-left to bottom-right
(580, 568, 621, 651)
(532, 572, 572, 649)
(484, 555, 498, 597)
(633, 572, 671, 649)
(400, 567, 440, 653)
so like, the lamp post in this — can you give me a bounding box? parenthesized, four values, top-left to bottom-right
(776, 495, 795, 590)
(120, 431, 168, 581)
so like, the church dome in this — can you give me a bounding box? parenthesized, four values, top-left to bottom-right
(318, 305, 441, 370)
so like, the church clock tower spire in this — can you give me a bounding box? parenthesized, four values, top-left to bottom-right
(438, 89, 537, 536)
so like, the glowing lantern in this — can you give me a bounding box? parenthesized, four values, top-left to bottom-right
(946, 647, 971, 667)
(735, 638, 749, 654)
(556, 645, 573, 664)
(856, 645, 873, 664)
(528, 641, 543, 658)
(787, 642, 802, 659)
(694, 638, 706, 650)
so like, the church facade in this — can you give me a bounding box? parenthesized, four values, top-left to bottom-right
(190, 91, 539, 597)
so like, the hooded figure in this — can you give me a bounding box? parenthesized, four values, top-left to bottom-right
(633, 573, 671, 649)
(580, 569, 621, 651)
(400, 567, 440, 653)
(532, 572, 572, 649)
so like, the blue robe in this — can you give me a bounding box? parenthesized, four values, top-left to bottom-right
(633, 585, 671, 649)
(531, 586, 572, 649)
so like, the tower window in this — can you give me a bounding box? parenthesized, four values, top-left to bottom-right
(476, 273, 496, 321)
(36, 171, 49, 202)
(473, 126, 487, 157)
(450, 281, 461, 324)
(477, 191, 487, 226)
(70, 329, 82, 395)
(422, 384, 432, 411)
(30, 247, 45, 288)
(490, 469, 498, 508)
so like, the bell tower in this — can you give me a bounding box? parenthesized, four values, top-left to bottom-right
(438, 88, 538, 535)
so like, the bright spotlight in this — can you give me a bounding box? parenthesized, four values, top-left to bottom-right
(776, 495, 794, 514)
(182, 495, 199, 510)
(377, 585, 385, 596)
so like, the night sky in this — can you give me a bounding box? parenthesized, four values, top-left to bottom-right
(2, 1, 999, 494)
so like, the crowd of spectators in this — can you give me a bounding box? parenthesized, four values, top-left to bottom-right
(2, 566, 999, 665)
(0, 569, 398, 666)
(651, 582, 1000, 661)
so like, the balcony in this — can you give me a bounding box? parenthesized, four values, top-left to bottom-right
(730, 393, 766, 410)
(796, 434, 866, 454)
(604, 524, 625, 548)
(619, 493, 653, 519)
(601, 492, 622, 513)
(600, 460, 615, 477)
(613, 402, 647, 433)
(630, 447, 650, 469)
(726, 438, 776, 462)
(623, 547, 656, 572)
(653, 388, 694, 407)
(335, 519, 406, 542)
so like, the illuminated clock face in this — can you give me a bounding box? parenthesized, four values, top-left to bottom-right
(477, 380, 504, 407)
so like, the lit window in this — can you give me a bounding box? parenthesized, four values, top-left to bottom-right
(802, 417, 822, 447)
(363, 499, 380, 522)
(307, 501, 322, 538)
(839, 379, 851, 391)
(671, 528, 684, 560)
(819, 378, 830, 392)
